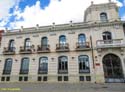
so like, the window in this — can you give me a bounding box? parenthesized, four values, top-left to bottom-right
(18, 76, 28, 81)
(102, 32, 112, 40)
(37, 76, 42, 81)
(58, 76, 62, 81)
(1, 77, 5, 81)
(43, 76, 47, 81)
(25, 38, 31, 50)
(38, 57, 48, 74)
(41, 37, 48, 46)
(78, 34, 86, 43)
(58, 56, 68, 74)
(9, 40, 15, 51)
(6, 77, 10, 81)
(100, 12, 108, 22)
(19, 77, 22, 81)
(20, 58, 29, 74)
(58, 76, 68, 81)
(41, 37, 48, 50)
(59, 35, 66, 45)
(79, 76, 84, 81)
(64, 76, 68, 81)
(3, 59, 13, 75)
(78, 55, 90, 73)
(86, 76, 91, 81)
(24, 76, 28, 81)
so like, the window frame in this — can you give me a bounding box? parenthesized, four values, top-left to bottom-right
(9, 40, 15, 51)
(38, 57, 48, 74)
(58, 56, 68, 74)
(78, 55, 90, 73)
(20, 58, 29, 74)
(3, 58, 13, 75)
(24, 38, 31, 50)
(100, 12, 108, 22)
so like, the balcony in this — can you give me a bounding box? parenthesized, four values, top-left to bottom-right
(3, 47, 15, 55)
(76, 42, 91, 51)
(56, 43, 69, 52)
(58, 70, 68, 74)
(96, 39, 125, 49)
(19, 46, 33, 54)
(37, 45, 50, 53)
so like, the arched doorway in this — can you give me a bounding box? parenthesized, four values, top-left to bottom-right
(102, 54, 124, 83)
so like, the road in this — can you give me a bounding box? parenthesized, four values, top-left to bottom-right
(0, 83, 125, 92)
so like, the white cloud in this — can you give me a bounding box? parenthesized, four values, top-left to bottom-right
(0, 0, 20, 19)
(121, 14, 125, 20)
(124, 0, 125, 5)
(0, 0, 123, 29)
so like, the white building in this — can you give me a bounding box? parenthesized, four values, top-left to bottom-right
(0, 1, 125, 83)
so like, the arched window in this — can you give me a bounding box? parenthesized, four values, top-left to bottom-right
(78, 55, 90, 73)
(58, 56, 68, 74)
(78, 34, 86, 43)
(25, 38, 31, 50)
(20, 58, 29, 74)
(41, 37, 48, 46)
(3, 58, 13, 74)
(59, 35, 66, 44)
(100, 12, 108, 22)
(102, 31, 112, 40)
(103, 54, 123, 82)
(38, 57, 48, 74)
(9, 40, 15, 51)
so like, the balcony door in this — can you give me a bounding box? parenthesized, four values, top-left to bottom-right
(59, 35, 66, 45)
(103, 54, 124, 83)
(78, 34, 86, 47)
(9, 40, 15, 51)
(41, 37, 48, 49)
(102, 32, 112, 44)
(25, 38, 31, 50)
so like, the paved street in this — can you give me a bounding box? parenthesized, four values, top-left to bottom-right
(0, 83, 125, 92)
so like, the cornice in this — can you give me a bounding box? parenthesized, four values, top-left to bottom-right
(3, 21, 125, 36)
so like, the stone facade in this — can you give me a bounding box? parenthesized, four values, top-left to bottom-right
(0, 1, 125, 83)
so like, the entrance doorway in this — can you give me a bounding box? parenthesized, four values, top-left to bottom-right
(103, 54, 124, 83)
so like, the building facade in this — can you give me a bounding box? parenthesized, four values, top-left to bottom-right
(0, 1, 125, 83)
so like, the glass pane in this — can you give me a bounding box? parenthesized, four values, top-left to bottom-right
(59, 36, 66, 44)
(5, 59, 12, 71)
(58, 56, 68, 71)
(39, 57, 48, 71)
(25, 39, 31, 49)
(42, 37, 47, 45)
(22, 58, 29, 70)
(103, 32, 112, 40)
(100, 13, 107, 22)
(78, 34, 86, 43)
(79, 55, 89, 72)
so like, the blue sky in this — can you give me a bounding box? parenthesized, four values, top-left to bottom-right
(0, 0, 125, 30)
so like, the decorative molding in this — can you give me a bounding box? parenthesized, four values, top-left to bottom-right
(50, 33, 56, 36)
(68, 32, 75, 34)
(2, 21, 124, 36)
(16, 36, 23, 39)
(33, 34, 39, 37)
